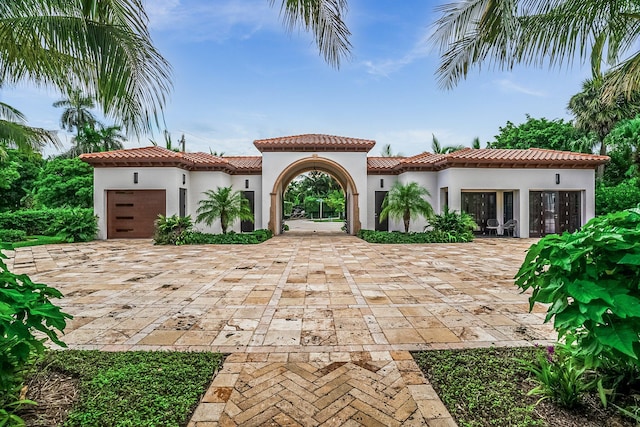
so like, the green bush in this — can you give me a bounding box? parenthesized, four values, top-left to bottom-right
(0, 209, 95, 236)
(46, 209, 98, 242)
(0, 230, 27, 243)
(358, 228, 474, 244)
(153, 215, 193, 245)
(596, 179, 640, 215)
(180, 229, 272, 245)
(427, 207, 477, 242)
(0, 243, 71, 424)
(283, 201, 293, 217)
(515, 206, 640, 372)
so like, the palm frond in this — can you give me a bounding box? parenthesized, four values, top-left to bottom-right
(271, 0, 352, 68)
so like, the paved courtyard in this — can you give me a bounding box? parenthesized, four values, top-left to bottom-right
(7, 234, 555, 426)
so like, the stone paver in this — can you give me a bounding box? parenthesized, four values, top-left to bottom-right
(5, 235, 554, 426)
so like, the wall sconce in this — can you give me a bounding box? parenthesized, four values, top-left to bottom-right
(555, 173, 560, 185)
(182, 174, 186, 185)
(133, 172, 138, 184)
(380, 179, 384, 188)
(245, 179, 249, 189)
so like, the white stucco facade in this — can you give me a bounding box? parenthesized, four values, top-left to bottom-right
(81, 134, 607, 240)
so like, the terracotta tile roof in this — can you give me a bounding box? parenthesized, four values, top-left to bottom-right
(401, 152, 446, 165)
(439, 148, 609, 167)
(80, 146, 184, 161)
(225, 156, 262, 172)
(367, 157, 403, 174)
(254, 133, 376, 152)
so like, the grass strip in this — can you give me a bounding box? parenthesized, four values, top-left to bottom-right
(33, 350, 223, 427)
(414, 347, 543, 427)
(11, 235, 66, 248)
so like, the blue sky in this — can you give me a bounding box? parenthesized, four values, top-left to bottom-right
(4, 0, 593, 157)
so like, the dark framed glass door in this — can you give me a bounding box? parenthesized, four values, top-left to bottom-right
(462, 192, 497, 234)
(529, 191, 581, 237)
(375, 191, 388, 231)
(241, 191, 255, 232)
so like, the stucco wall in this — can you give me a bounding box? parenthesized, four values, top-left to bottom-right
(189, 172, 231, 234)
(261, 151, 369, 233)
(437, 167, 596, 238)
(93, 167, 185, 239)
(366, 174, 399, 231)
(397, 171, 439, 232)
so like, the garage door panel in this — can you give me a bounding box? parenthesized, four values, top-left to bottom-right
(107, 190, 166, 238)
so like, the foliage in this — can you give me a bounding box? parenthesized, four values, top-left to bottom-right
(196, 186, 254, 234)
(46, 209, 98, 243)
(427, 206, 477, 241)
(283, 200, 294, 217)
(59, 124, 126, 158)
(515, 207, 640, 372)
(488, 116, 581, 151)
(0, 242, 71, 423)
(325, 189, 345, 216)
(0, 102, 60, 158)
(0, 1, 171, 136)
(153, 215, 193, 245)
(28, 350, 224, 427)
(53, 89, 96, 135)
(431, 134, 465, 154)
(380, 181, 434, 233)
(596, 179, 640, 215)
(0, 230, 27, 243)
(415, 347, 544, 427)
(0, 208, 95, 236)
(602, 117, 640, 185)
(431, 0, 640, 100)
(358, 229, 473, 244)
(180, 229, 272, 245)
(11, 236, 66, 249)
(0, 150, 43, 211)
(519, 344, 594, 408)
(34, 158, 93, 208)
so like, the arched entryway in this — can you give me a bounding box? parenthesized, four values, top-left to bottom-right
(269, 156, 361, 235)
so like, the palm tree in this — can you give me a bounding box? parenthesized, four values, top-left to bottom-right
(380, 143, 403, 157)
(568, 77, 640, 156)
(379, 182, 434, 233)
(431, 134, 465, 154)
(430, 0, 640, 100)
(59, 123, 125, 158)
(0, 1, 172, 136)
(0, 102, 58, 159)
(150, 130, 180, 152)
(97, 125, 126, 151)
(196, 186, 254, 234)
(471, 137, 481, 149)
(53, 89, 97, 136)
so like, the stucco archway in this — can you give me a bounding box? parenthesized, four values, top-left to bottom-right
(269, 156, 361, 235)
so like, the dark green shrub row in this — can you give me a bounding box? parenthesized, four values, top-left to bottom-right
(181, 229, 272, 245)
(596, 178, 640, 215)
(358, 229, 474, 244)
(0, 209, 97, 242)
(0, 229, 27, 243)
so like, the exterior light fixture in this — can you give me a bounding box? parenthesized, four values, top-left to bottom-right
(245, 179, 249, 189)
(133, 172, 138, 184)
(555, 173, 560, 185)
(182, 174, 186, 185)
(380, 179, 384, 188)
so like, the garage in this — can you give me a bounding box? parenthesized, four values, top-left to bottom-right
(107, 190, 166, 238)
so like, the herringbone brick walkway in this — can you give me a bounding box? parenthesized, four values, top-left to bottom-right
(6, 233, 555, 426)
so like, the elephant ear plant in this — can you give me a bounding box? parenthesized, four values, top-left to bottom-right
(0, 243, 72, 424)
(515, 206, 640, 407)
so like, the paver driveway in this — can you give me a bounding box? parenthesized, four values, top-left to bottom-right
(7, 235, 555, 426)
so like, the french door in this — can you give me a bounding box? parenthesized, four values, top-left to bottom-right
(529, 191, 581, 237)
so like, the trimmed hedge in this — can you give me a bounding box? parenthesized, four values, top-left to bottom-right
(358, 229, 474, 244)
(181, 229, 272, 245)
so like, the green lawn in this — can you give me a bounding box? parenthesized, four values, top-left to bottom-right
(10, 235, 67, 248)
(22, 350, 224, 427)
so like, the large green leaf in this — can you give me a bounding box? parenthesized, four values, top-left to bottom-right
(618, 252, 640, 265)
(567, 280, 614, 304)
(612, 294, 640, 318)
(594, 323, 639, 359)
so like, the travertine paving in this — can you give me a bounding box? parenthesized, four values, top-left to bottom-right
(6, 234, 554, 426)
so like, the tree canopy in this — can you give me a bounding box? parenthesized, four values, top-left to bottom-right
(489, 115, 582, 151)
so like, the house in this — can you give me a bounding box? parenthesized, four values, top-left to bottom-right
(80, 133, 609, 239)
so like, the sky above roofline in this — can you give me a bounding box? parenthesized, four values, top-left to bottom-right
(3, 0, 593, 158)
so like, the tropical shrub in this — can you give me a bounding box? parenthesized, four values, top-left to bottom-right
(596, 178, 640, 215)
(0, 230, 27, 243)
(515, 206, 640, 374)
(46, 208, 98, 242)
(358, 229, 472, 244)
(153, 215, 193, 245)
(380, 182, 434, 233)
(0, 208, 95, 236)
(427, 207, 477, 241)
(519, 344, 594, 408)
(0, 243, 71, 424)
(33, 158, 93, 208)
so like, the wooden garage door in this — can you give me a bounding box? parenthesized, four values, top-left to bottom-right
(107, 190, 166, 238)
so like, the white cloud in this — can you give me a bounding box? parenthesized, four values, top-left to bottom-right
(144, 0, 278, 43)
(361, 30, 431, 78)
(494, 78, 547, 97)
